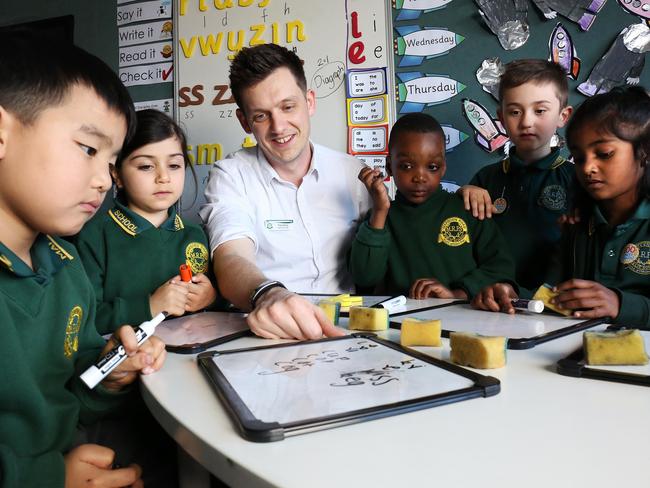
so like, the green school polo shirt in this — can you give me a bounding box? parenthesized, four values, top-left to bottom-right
(75, 201, 213, 334)
(0, 235, 125, 488)
(349, 188, 516, 298)
(470, 147, 576, 295)
(545, 199, 650, 329)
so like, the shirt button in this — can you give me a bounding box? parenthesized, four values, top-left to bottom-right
(608, 249, 616, 257)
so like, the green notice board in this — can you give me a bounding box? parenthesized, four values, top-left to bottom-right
(391, 1, 649, 186)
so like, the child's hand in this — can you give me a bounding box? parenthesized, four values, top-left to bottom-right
(358, 166, 390, 212)
(185, 273, 217, 312)
(471, 283, 518, 313)
(409, 278, 467, 300)
(150, 279, 189, 317)
(552, 279, 620, 320)
(101, 326, 167, 391)
(458, 185, 496, 220)
(557, 207, 581, 227)
(358, 167, 390, 229)
(64, 444, 143, 488)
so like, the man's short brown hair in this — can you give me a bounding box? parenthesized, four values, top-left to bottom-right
(229, 44, 306, 113)
(499, 59, 569, 108)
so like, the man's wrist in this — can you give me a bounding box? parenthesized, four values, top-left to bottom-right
(249, 280, 287, 309)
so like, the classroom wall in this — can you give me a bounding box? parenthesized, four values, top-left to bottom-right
(2, 1, 648, 212)
(396, 1, 649, 187)
(0, 0, 172, 104)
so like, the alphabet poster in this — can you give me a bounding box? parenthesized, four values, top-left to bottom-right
(175, 0, 392, 218)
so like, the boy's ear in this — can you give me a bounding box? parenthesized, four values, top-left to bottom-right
(385, 156, 392, 177)
(109, 164, 122, 189)
(557, 105, 573, 128)
(0, 106, 12, 160)
(497, 108, 504, 125)
(235, 108, 252, 134)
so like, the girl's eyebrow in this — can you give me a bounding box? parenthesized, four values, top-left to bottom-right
(129, 153, 184, 159)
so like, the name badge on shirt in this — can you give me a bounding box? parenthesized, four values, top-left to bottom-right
(264, 219, 294, 231)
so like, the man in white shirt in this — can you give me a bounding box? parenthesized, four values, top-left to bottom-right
(200, 44, 371, 340)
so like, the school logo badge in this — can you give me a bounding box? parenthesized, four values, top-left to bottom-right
(64, 306, 83, 359)
(626, 241, 650, 275)
(538, 185, 567, 211)
(620, 243, 639, 265)
(185, 242, 209, 274)
(438, 217, 470, 247)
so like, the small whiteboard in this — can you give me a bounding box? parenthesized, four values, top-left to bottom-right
(198, 334, 500, 442)
(390, 303, 606, 350)
(558, 328, 650, 387)
(155, 312, 250, 354)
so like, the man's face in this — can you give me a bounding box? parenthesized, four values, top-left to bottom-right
(236, 67, 315, 170)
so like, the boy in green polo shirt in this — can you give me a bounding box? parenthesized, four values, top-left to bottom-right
(473, 86, 650, 329)
(0, 33, 166, 487)
(350, 113, 515, 299)
(459, 59, 574, 296)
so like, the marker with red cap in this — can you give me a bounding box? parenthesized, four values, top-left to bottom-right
(179, 264, 193, 282)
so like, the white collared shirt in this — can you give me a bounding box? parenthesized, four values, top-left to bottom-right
(199, 143, 372, 293)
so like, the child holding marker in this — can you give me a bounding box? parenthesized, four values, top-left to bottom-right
(0, 33, 165, 487)
(473, 86, 650, 329)
(349, 113, 516, 299)
(459, 60, 575, 295)
(75, 109, 217, 334)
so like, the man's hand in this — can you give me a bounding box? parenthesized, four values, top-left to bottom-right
(471, 283, 518, 313)
(247, 287, 345, 340)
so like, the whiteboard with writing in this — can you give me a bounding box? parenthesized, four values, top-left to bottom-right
(391, 303, 605, 349)
(200, 335, 500, 441)
(174, 0, 392, 220)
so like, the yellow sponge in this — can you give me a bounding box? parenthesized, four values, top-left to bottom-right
(318, 300, 341, 325)
(348, 306, 388, 331)
(584, 329, 649, 365)
(532, 283, 572, 316)
(450, 332, 507, 369)
(330, 293, 363, 312)
(400, 318, 442, 347)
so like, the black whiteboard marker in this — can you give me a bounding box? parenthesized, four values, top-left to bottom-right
(511, 299, 544, 313)
(81, 311, 168, 389)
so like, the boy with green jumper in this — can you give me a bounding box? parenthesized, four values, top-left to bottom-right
(459, 60, 574, 295)
(473, 87, 650, 328)
(0, 34, 166, 488)
(350, 113, 515, 299)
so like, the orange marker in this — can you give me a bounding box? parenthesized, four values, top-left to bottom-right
(179, 264, 193, 282)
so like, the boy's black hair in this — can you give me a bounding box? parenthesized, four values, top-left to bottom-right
(388, 113, 445, 151)
(499, 59, 569, 108)
(0, 30, 135, 140)
(115, 109, 198, 207)
(567, 85, 650, 210)
(229, 43, 307, 112)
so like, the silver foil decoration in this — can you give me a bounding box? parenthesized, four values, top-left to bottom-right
(476, 57, 505, 100)
(578, 22, 649, 96)
(474, 0, 530, 50)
